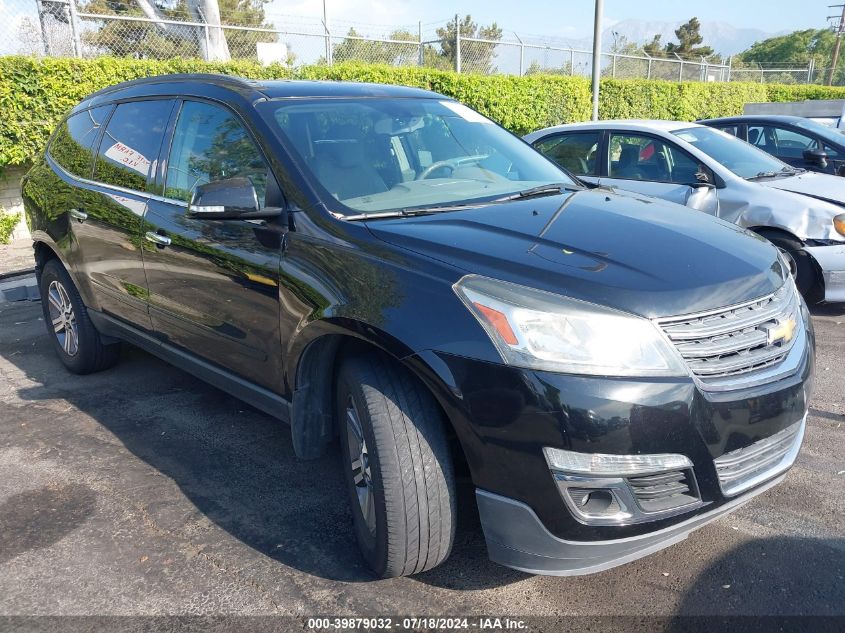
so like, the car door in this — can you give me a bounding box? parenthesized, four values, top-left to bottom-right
(600, 131, 718, 214)
(747, 124, 831, 173)
(531, 131, 602, 186)
(141, 99, 285, 392)
(70, 99, 175, 330)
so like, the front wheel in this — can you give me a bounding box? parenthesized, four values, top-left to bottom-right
(336, 352, 456, 578)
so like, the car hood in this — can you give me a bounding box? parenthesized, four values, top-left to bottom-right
(365, 188, 786, 319)
(760, 171, 845, 206)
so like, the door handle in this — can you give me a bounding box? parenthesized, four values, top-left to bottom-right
(144, 231, 171, 247)
(69, 208, 88, 222)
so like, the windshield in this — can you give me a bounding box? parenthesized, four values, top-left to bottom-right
(793, 117, 845, 144)
(672, 126, 793, 180)
(260, 98, 574, 214)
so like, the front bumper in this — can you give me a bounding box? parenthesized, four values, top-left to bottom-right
(477, 472, 786, 576)
(409, 318, 814, 573)
(805, 243, 845, 302)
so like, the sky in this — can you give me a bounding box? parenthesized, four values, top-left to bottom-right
(270, 0, 829, 39)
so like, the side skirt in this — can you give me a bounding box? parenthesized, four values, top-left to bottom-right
(89, 311, 292, 423)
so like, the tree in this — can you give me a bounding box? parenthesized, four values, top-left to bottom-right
(332, 28, 421, 66)
(665, 17, 714, 58)
(436, 15, 503, 74)
(736, 29, 839, 84)
(80, 0, 275, 60)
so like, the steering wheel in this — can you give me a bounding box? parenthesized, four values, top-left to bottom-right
(416, 154, 490, 180)
(416, 160, 458, 180)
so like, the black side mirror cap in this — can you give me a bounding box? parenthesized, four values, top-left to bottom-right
(188, 177, 282, 220)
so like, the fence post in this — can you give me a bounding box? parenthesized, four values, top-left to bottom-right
(455, 15, 461, 73)
(760, 63, 764, 83)
(808, 58, 814, 84)
(644, 51, 652, 79)
(68, 0, 82, 58)
(514, 32, 524, 76)
(322, 1, 332, 65)
(612, 53, 616, 77)
(674, 53, 683, 81)
(570, 48, 575, 75)
(726, 56, 732, 82)
(418, 21, 423, 66)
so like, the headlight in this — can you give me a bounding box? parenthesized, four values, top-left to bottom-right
(835, 213, 845, 237)
(452, 275, 687, 377)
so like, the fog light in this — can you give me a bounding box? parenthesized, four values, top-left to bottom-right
(545, 447, 703, 526)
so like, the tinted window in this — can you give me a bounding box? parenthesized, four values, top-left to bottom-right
(94, 100, 173, 192)
(749, 125, 819, 159)
(165, 101, 267, 205)
(714, 124, 739, 137)
(534, 132, 600, 176)
(608, 133, 703, 184)
(49, 106, 112, 178)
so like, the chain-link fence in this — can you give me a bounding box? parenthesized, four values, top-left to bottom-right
(0, 0, 837, 85)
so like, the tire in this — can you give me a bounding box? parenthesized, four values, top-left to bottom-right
(38, 259, 120, 374)
(757, 230, 823, 304)
(336, 352, 456, 578)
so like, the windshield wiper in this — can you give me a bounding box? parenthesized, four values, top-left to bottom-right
(491, 183, 575, 202)
(343, 204, 476, 221)
(748, 166, 801, 181)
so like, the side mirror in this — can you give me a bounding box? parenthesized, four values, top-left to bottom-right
(690, 168, 715, 188)
(803, 147, 828, 168)
(188, 177, 282, 220)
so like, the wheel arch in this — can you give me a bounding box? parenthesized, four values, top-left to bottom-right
(287, 318, 469, 478)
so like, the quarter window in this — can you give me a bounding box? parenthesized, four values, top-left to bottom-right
(533, 132, 600, 176)
(94, 100, 174, 192)
(49, 106, 112, 179)
(608, 133, 702, 184)
(165, 101, 268, 205)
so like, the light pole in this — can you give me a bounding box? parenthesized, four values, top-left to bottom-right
(591, 0, 604, 120)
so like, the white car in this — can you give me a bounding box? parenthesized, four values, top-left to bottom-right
(525, 120, 845, 303)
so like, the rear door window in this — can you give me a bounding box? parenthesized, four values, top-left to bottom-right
(533, 132, 600, 176)
(94, 100, 174, 193)
(49, 106, 112, 179)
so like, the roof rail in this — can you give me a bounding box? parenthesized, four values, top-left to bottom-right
(82, 73, 259, 101)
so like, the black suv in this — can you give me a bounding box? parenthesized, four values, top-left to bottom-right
(24, 75, 814, 578)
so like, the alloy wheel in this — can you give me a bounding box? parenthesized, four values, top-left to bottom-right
(345, 394, 375, 535)
(47, 280, 79, 356)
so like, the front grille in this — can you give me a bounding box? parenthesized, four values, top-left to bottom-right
(656, 284, 800, 384)
(714, 419, 804, 497)
(627, 469, 700, 513)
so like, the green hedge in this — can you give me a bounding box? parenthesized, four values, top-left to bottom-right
(4, 55, 845, 166)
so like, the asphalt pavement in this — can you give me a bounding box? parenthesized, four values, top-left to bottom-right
(0, 298, 843, 623)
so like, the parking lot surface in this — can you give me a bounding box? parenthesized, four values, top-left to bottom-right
(0, 298, 843, 618)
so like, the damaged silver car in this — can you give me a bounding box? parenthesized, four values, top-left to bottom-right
(525, 120, 845, 303)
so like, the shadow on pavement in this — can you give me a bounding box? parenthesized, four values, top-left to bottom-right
(0, 315, 524, 589)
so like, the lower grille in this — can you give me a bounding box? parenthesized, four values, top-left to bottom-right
(627, 469, 700, 513)
(714, 419, 805, 497)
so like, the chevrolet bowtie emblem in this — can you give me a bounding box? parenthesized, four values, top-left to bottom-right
(764, 317, 797, 346)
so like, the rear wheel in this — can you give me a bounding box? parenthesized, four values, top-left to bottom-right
(336, 352, 456, 578)
(757, 230, 823, 303)
(38, 259, 120, 374)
